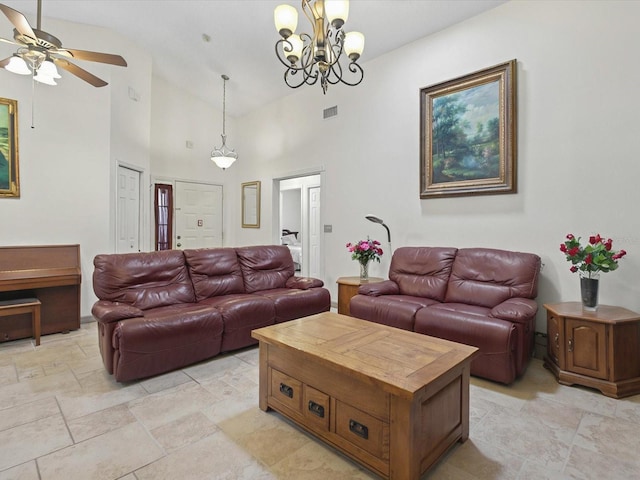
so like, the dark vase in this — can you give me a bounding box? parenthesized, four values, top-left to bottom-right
(580, 271, 599, 311)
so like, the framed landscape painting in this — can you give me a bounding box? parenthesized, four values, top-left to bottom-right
(0, 97, 19, 198)
(420, 60, 516, 199)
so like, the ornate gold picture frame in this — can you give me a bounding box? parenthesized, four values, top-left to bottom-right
(0, 97, 19, 198)
(241, 181, 261, 228)
(420, 60, 516, 199)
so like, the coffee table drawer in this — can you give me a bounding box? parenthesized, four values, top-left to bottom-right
(303, 385, 330, 431)
(335, 400, 389, 459)
(270, 368, 302, 414)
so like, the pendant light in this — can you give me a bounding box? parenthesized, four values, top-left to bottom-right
(211, 74, 237, 170)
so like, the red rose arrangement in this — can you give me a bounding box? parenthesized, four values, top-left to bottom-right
(560, 233, 627, 277)
(346, 237, 383, 265)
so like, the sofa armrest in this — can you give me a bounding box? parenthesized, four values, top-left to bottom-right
(490, 298, 538, 325)
(91, 300, 144, 324)
(357, 280, 399, 296)
(285, 276, 324, 290)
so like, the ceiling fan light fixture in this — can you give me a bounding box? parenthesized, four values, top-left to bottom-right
(37, 57, 61, 79)
(0, 1, 127, 88)
(5, 54, 31, 75)
(33, 71, 57, 85)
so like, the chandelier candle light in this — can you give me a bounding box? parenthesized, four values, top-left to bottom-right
(210, 74, 237, 170)
(560, 233, 627, 311)
(273, 0, 365, 93)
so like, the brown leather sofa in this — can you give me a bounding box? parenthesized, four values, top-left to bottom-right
(92, 245, 330, 382)
(350, 247, 541, 384)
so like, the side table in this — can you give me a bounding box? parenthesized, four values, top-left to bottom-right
(336, 276, 384, 316)
(543, 301, 640, 398)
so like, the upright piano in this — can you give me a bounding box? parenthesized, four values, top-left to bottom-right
(0, 244, 81, 342)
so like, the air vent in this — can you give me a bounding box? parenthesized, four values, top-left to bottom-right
(323, 105, 338, 119)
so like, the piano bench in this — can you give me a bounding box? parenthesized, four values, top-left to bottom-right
(0, 298, 42, 346)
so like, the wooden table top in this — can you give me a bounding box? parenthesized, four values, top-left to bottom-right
(252, 312, 478, 398)
(544, 302, 640, 323)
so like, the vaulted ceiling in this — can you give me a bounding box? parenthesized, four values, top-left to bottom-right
(0, 0, 505, 116)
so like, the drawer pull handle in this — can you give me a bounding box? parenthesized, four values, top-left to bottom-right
(349, 419, 369, 440)
(279, 383, 294, 398)
(554, 333, 559, 349)
(308, 400, 325, 418)
(568, 338, 574, 352)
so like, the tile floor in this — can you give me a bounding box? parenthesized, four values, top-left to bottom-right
(1, 321, 640, 479)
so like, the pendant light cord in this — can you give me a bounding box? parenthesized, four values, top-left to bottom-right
(221, 74, 228, 136)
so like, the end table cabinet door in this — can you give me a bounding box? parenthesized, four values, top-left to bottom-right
(566, 319, 608, 380)
(547, 312, 561, 366)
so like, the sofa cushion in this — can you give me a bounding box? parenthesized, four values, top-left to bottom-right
(236, 245, 295, 293)
(112, 304, 223, 382)
(184, 248, 245, 301)
(257, 287, 331, 323)
(445, 248, 541, 308)
(93, 250, 195, 310)
(350, 294, 439, 331)
(199, 294, 276, 352)
(414, 303, 518, 384)
(389, 247, 458, 301)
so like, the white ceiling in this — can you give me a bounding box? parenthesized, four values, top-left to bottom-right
(0, 0, 505, 117)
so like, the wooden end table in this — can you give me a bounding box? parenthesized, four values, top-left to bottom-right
(544, 302, 640, 398)
(336, 276, 384, 316)
(252, 312, 478, 479)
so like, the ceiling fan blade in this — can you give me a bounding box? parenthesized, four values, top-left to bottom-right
(0, 56, 11, 68)
(64, 48, 127, 67)
(1, 36, 19, 46)
(0, 4, 37, 41)
(54, 58, 108, 87)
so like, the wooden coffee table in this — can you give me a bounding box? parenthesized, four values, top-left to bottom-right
(252, 312, 478, 479)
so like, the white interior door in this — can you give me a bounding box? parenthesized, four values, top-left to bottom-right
(116, 166, 140, 253)
(175, 181, 223, 249)
(307, 186, 321, 278)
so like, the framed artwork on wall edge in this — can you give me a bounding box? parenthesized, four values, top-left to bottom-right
(420, 59, 516, 199)
(0, 97, 19, 198)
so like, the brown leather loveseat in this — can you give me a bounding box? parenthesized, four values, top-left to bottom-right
(350, 247, 541, 384)
(92, 245, 330, 382)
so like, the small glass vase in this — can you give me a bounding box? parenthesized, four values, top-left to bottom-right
(580, 270, 600, 311)
(359, 260, 370, 280)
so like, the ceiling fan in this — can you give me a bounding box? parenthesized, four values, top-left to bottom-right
(0, 0, 127, 87)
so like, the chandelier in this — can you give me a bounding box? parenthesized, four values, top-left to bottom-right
(210, 74, 238, 170)
(273, 0, 365, 94)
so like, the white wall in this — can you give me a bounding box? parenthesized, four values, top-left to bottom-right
(235, 0, 640, 332)
(0, 17, 151, 317)
(281, 189, 301, 235)
(149, 76, 240, 246)
(3, 1, 639, 333)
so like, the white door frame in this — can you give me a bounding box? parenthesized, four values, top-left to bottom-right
(272, 169, 325, 280)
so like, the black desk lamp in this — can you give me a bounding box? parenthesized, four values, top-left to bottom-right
(365, 214, 391, 248)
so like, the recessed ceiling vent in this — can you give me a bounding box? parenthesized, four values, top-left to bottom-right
(323, 105, 338, 119)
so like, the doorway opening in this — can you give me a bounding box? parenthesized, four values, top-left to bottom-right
(277, 174, 322, 278)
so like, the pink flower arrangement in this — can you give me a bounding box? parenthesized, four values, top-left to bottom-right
(560, 233, 627, 277)
(346, 237, 383, 265)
